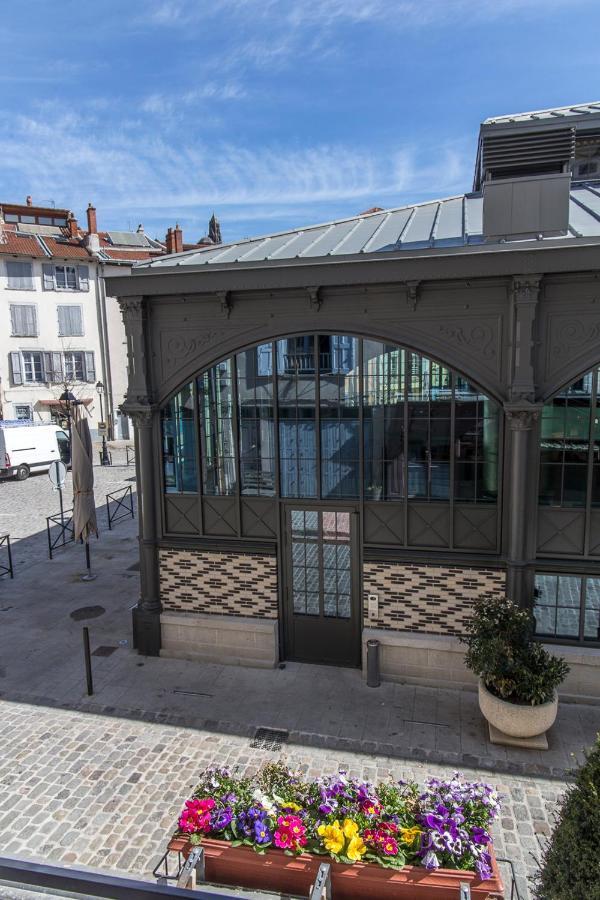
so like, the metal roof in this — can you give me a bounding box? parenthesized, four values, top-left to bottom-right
(483, 101, 600, 126)
(135, 184, 600, 271)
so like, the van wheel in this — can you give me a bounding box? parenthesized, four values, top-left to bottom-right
(15, 464, 30, 481)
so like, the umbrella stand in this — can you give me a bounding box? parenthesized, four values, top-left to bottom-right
(80, 539, 97, 582)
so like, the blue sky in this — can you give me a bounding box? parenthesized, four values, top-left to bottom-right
(1, 0, 599, 244)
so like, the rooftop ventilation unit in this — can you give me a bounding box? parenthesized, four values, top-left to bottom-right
(480, 127, 575, 183)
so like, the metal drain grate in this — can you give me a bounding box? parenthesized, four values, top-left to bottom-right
(250, 727, 289, 752)
(92, 645, 118, 657)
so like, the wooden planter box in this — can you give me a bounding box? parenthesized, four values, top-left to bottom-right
(168, 836, 504, 899)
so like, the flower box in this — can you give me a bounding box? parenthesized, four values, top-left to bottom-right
(168, 835, 504, 899)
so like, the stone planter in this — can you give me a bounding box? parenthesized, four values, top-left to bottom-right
(478, 679, 558, 747)
(168, 836, 504, 899)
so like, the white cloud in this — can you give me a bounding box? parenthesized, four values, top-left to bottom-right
(140, 82, 246, 115)
(0, 110, 471, 239)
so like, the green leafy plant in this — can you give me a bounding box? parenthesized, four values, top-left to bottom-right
(533, 735, 600, 899)
(460, 595, 569, 705)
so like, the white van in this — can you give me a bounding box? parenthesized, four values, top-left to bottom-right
(0, 422, 71, 481)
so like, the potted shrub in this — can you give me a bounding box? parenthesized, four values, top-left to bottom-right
(533, 735, 600, 898)
(165, 764, 505, 899)
(461, 595, 570, 743)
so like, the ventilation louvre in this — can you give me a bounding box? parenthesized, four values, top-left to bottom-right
(482, 127, 575, 179)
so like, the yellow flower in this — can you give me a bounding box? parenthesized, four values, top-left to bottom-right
(318, 821, 344, 855)
(346, 835, 367, 861)
(342, 818, 359, 839)
(285, 802, 301, 812)
(400, 826, 421, 845)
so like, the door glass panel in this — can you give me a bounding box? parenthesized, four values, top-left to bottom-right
(289, 509, 352, 620)
(321, 511, 351, 619)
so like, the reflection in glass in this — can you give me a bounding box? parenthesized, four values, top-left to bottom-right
(539, 371, 593, 507)
(237, 344, 275, 495)
(278, 337, 317, 497)
(198, 359, 236, 495)
(161, 382, 197, 492)
(534, 573, 582, 639)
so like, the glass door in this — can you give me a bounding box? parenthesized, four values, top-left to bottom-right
(284, 507, 360, 666)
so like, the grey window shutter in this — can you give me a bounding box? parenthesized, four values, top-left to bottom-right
(57, 306, 66, 336)
(84, 351, 96, 382)
(9, 305, 18, 335)
(9, 352, 22, 385)
(72, 306, 83, 334)
(77, 266, 89, 290)
(52, 351, 63, 383)
(24, 305, 37, 336)
(43, 352, 53, 382)
(42, 264, 55, 290)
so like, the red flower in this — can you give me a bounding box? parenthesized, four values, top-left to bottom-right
(178, 797, 216, 835)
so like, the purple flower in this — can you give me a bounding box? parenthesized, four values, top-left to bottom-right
(475, 851, 493, 881)
(422, 851, 440, 870)
(470, 827, 490, 846)
(254, 820, 272, 844)
(212, 807, 233, 831)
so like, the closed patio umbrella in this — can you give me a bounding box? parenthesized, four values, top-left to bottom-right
(72, 404, 98, 579)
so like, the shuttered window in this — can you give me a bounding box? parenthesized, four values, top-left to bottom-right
(6, 261, 34, 290)
(57, 305, 83, 336)
(63, 350, 95, 382)
(21, 351, 44, 383)
(10, 304, 37, 336)
(43, 264, 90, 291)
(55, 265, 77, 290)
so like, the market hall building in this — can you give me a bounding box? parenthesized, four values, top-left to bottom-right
(109, 103, 600, 702)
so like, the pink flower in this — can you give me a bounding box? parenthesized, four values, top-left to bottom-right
(178, 797, 216, 835)
(274, 814, 306, 851)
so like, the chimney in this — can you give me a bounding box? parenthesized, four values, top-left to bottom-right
(174, 223, 183, 253)
(86, 203, 97, 234)
(26, 195, 33, 207)
(67, 213, 79, 238)
(165, 227, 175, 254)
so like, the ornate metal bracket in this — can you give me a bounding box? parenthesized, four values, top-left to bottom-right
(217, 290, 233, 318)
(504, 403, 542, 431)
(406, 280, 420, 312)
(307, 286, 322, 312)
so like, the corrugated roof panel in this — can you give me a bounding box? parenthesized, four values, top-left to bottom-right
(300, 220, 358, 256)
(433, 198, 464, 243)
(401, 202, 438, 245)
(572, 186, 600, 218)
(484, 101, 600, 125)
(107, 231, 150, 247)
(464, 195, 483, 237)
(269, 227, 327, 258)
(240, 234, 293, 260)
(368, 208, 413, 251)
(181, 245, 236, 265)
(568, 198, 600, 236)
(331, 213, 387, 255)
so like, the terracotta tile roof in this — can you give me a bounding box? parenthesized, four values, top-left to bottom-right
(0, 230, 47, 257)
(101, 248, 164, 261)
(42, 237, 90, 259)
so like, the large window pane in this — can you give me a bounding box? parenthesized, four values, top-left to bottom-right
(534, 572, 582, 638)
(277, 337, 317, 497)
(363, 342, 404, 499)
(161, 383, 197, 493)
(237, 344, 275, 496)
(320, 336, 359, 498)
(539, 374, 593, 508)
(199, 360, 236, 495)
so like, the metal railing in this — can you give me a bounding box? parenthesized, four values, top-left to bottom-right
(126, 444, 136, 466)
(106, 484, 135, 530)
(0, 532, 13, 578)
(46, 508, 75, 559)
(0, 854, 243, 899)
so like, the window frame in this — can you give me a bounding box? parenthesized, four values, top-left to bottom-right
(63, 350, 86, 382)
(21, 350, 45, 384)
(57, 304, 84, 337)
(534, 570, 600, 647)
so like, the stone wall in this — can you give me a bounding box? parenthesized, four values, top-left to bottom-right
(363, 561, 506, 635)
(159, 548, 278, 618)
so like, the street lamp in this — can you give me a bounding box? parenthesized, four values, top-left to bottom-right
(96, 381, 110, 466)
(59, 390, 76, 463)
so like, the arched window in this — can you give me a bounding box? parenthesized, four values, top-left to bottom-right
(538, 367, 600, 508)
(161, 335, 501, 504)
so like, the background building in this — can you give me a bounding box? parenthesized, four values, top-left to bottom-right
(110, 102, 600, 702)
(0, 199, 218, 439)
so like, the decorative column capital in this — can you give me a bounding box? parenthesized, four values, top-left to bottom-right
(511, 275, 542, 304)
(307, 286, 322, 312)
(118, 295, 145, 325)
(405, 280, 420, 312)
(504, 403, 542, 431)
(121, 401, 156, 427)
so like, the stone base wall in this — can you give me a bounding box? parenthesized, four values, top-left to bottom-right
(159, 548, 278, 618)
(363, 561, 505, 635)
(361, 627, 600, 704)
(161, 611, 279, 668)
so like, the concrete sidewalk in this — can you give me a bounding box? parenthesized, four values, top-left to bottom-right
(1, 511, 598, 781)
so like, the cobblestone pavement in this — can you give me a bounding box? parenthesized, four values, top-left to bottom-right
(0, 445, 135, 572)
(0, 700, 565, 899)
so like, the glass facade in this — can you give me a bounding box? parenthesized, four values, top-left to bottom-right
(539, 368, 600, 507)
(534, 573, 600, 642)
(160, 335, 501, 504)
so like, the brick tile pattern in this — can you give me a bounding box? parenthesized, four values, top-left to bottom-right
(159, 548, 278, 618)
(364, 561, 506, 635)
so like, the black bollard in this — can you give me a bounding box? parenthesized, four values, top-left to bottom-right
(82, 626, 94, 696)
(366, 638, 380, 688)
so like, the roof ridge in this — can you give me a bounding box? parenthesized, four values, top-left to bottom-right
(484, 100, 600, 123)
